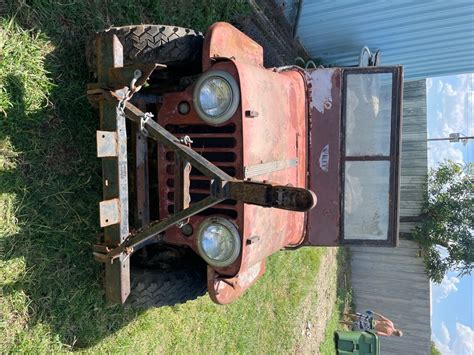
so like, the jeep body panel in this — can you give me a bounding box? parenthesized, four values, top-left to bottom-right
(202, 22, 264, 71)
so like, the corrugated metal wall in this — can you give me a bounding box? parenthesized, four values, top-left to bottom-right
(296, 1, 474, 81)
(399, 80, 428, 234)
(350, 240, 431, 354)
(350, 80, 430, 354)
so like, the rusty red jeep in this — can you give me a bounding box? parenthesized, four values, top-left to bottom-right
(87, 22, 403, 307)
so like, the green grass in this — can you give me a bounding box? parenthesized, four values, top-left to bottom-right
(0, 1, 328, 352)
(319, 248, 353, 355)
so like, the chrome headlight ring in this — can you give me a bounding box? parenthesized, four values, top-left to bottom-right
(196, 217, 241, 267)
(192, 70, 240, 125)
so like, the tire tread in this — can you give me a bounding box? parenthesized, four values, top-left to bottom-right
(128, 265, 207, 309)
(86, 24, 203, 73)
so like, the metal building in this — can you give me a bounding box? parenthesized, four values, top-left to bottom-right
(295, 1, 474, 80)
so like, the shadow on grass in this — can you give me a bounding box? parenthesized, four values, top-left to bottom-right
(1, 72, 142, 349)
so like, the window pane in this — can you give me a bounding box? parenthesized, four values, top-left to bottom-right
(344, 161, 390, 240)
(345, 73, 393, 156)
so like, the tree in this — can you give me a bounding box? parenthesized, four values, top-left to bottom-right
(413, 160, 473, 283)
(430, 341, 442, 355)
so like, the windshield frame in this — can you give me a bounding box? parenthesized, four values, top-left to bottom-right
(340, 66, 403, 246)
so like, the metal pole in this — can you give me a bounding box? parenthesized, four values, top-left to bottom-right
(293, 0, 304, 38)
(427, 136, 474, 142)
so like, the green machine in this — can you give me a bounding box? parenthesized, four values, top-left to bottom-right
(336, 330, 380, 355)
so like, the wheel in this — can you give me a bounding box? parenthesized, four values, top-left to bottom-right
(128, 266, 207, 309)
(127, 246, 207, 309)
(86, 24, 204, 74)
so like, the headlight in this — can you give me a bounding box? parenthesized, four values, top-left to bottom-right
(193, 70, 240, 125)
(196, 217, 241, 267)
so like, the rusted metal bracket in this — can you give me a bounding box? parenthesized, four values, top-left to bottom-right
(105, 195, 225, 260)
(134, 99, 150, 228)
(93, 99, 317, 265)
(96, 131, 118, 157)
(94, 33, 131, 304)
(122, 101, 235, 180)
(87, 63, 166, 107)
(90, 32, 166, 304)
(99, 198, 120, 227)
(109, 63, 165, 89)
(225, 181, 317, 212)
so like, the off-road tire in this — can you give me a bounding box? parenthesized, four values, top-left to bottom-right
(86, 24, 203, 74)
(128, 264, 207, 309)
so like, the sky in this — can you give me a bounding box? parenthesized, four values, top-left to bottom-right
(426, 73, 474, 355)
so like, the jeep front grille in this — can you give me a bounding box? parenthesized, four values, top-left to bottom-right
(162, 123, 240, 220)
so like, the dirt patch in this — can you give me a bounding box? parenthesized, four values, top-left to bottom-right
(294, 247, 339, 354)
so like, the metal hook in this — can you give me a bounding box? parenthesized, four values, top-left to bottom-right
(179, 135, 193, 146)
(130, 69, 143, 93)
(140, 112, 154, 136)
